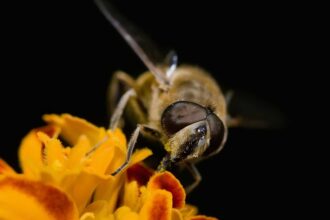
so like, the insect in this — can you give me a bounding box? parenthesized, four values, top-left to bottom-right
(94, 0, 233, 193)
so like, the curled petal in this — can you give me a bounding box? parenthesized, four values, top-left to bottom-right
(37, 132, 66, 167)
(148, 171, 185, 209)
(140, 189, 172, 220)
(0, 176, 78, 220)
(43, 114, 107, 146)
(18, 125, 60, 178)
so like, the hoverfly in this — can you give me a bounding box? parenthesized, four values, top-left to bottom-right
(93, 0, 237, 193)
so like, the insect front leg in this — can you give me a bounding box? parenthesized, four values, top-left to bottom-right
(85, 92, 137, 156)
(111, 124, 141, 175)
(86, 87, 137, 156)
(111, 124, 161, 175)
(184, 162, 202, 194)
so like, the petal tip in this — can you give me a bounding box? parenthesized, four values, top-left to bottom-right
(148, 171, 186, 209)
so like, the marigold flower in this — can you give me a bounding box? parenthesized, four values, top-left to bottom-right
(0, 114, 218, 220)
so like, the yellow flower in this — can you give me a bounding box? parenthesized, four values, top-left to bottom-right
(0, 114, 218, 220)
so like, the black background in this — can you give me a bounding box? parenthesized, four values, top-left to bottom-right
(1, 0, 300, 219)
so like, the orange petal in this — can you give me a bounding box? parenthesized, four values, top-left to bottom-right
(188, 216, 218, 220)
(140, 189, 172, 220)
(0, 176, 78, 220)
(0, 159, 16, 175)
(148, 171, 185, 209)
(127, 163, 153, 186)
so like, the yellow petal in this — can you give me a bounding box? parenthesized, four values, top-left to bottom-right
(87, 139, 118, 177)
(94, 175, 124, 213)
(114, 206, 139, 220)
(66, 135, 91, 169)
(18, 125, 60, 178)
(26, 132, 108, 213)
(106, 129, 127, 153)
(180, 205, 198, 218)
(82, 200, 114, 220)
(66, 171, 106, 214)
(43, 114, 107, 146)
(93, 148, 152, 212)
(0, 159, 16, 175)
(130, 148, 153, 165)
(65, 135, 125, 213)
(87, 143, 125, 213)
(172, 209, 183, 220)
(122, 180, 140, 211)
(37, 132, 65, 168)
(88, 130, 129, 176)
(148, 171, 186, 209)
(80, 212, 96, 220)
(140, 189, 172, 220)
(0, 176, 78, 220)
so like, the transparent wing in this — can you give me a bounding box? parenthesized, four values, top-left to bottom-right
(94, 0, 178, 86)
(226, 90, 286, 129)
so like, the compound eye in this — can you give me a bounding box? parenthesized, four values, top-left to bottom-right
(161, 101, 207, 136)
(203, 113, 227, 157)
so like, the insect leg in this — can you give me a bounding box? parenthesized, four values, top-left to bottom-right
(108, 71, 148, 128)
(86, 72, 147, 157)
(140, 124, 162, 140)
(85, 135, 111, 157)
(109, 88, 136, 130)
(86, 87, 136, 157)
(157, 154, 171, 172)
(111, 124, 141, 176)
(107, 71, 136, 116)
(184, 162, 202, 194)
